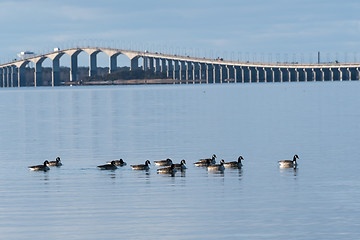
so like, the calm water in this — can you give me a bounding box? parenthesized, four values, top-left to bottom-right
(0, 82, 359, 239)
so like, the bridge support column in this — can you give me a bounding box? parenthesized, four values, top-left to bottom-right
(185, 62, 190, 84)
(0, 68, 3, 87)
(263, 67, 268, 83)
(11, 66, 17, 87)
(35, 62, 43, 87)
(18, 65, 26, 87)
(143, 57, 148, 71)
(109, 55, 117, 73)
(320, 68, 325, 81)
(206, 64, 211, 84)
(70, 53, 78, 82)
(89, 52, 97, 77)
(240, 67, 245, 83)
(339, 68, 343, 81)
(357, 67, 360, 80)
(199, 63, 205, 83)
(167, 60, 173, 79)
(130, 57, 138, 71)
(149, 57, 154, 72)
(233, 66, 239, 83)
(6, 66, 11, 87)
(173, 60, 179, 80)
(193, 62, 199, 84)
(155, 58, 160, 72)
(52, 58, 60, 86)
(179, 61, 185, 83)
(161, 59, 167, 74)
(4, 67, 7, 87)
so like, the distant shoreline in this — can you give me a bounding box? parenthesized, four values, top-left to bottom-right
(63, 78, 203, 86)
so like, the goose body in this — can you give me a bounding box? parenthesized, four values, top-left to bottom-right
(97, 161, 118, 170)
(207, 159, 225, 171)
(198, 154, 217, 164)
(29, 160, 50, 171)
(131, 160, 151, 170)
(173, 160, 187, 170)
(279, 155, 299, 168)
(157, 164, 177, 174)
(107, 158, 127, 166)
(224, 156, 243, 168)
(194, 159, 213, 167)
(48, 157, 62, 167)
(154, 158, 173, 166)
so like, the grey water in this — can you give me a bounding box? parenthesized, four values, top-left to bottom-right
(0, 82, 359, 240)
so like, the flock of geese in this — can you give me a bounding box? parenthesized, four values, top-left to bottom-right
(28, 154, 300, 173)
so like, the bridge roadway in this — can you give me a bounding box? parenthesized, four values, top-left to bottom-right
(1, 47, 360, 87)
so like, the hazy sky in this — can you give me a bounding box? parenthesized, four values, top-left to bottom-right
(1, 0, 359, 65)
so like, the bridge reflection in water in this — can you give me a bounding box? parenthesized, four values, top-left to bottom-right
(1, 47, 360, 87)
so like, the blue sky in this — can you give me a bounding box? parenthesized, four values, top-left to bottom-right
(1, 0, 360, 65)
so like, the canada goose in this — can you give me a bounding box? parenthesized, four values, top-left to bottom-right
(97, 161, 117, 170)
(198, 154, 217, 164)
(107, 158, 127, 166)
(131, 160, 151, 170)
(173, 160, 187, 170)
(278, 155, 299, 168)
(154, 158, 173, 166)
(157, 164, 177, 174)
(194, 159, 213, 167)
(207, 159, 225, 171)
(48, 157, 62, 167)
(29, 160, 50, 171)
(224, 156, 243, 168)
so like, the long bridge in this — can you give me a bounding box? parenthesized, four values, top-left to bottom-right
(1, 47, 360, 87)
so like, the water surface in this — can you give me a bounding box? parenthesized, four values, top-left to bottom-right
(0, 82, 359, 239)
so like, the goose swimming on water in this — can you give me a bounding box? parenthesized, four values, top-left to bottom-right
(154, 158, 173, 166)
(198, 154, 217, 164)
(97, 161, 118, 170)
(224, 156, 244, 168)
(29, 160, 50, 171)
(194, 159, 213, 167)
(173, 160, 187, 170)
(157, 164, 177, 174)
(48, 157, 62, 167)
(107, 158, 127, 166)
(207, 159, 225, 171)
(278, 155, 299, 168)
(131, 160, 151, 170)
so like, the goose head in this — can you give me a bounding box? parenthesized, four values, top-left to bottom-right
(238, 156, 244, 163)
(145, 160, 151, 166)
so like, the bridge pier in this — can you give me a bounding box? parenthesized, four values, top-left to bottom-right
(155, 58, 161, 72)
(3, 67, 7, 87)
(143, 57, 148, 71)
(173, 60, 179, 80)
(161, 59, 167, 74)
(109, 55, 118, 73)
(130, 57, 139, 70)
(89, 52, 97, 77)
(313, 68, 321, 81)
(0, 68, 3, 87)
(11, 66, 17, 87)
(167, 60, 173, 79)
(52, 57, 60, 86)
(35, 62, 43, 87)
(18, 65, 26, 87)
